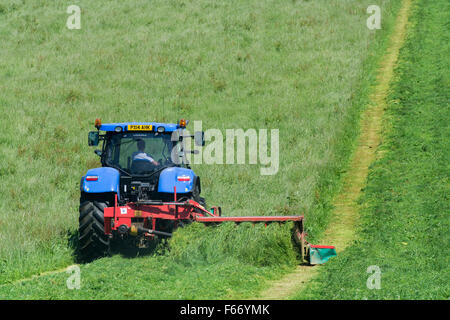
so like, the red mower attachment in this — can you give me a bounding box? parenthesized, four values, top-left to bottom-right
(103, 193, 336, 265)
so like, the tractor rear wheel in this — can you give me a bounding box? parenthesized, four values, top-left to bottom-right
(78, 199, 110, 261)
(192, 183, 207, 208)
(197, 196, 206, 208)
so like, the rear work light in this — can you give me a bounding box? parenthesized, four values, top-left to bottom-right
(177, 175, 191, 182)
(178, 119, 188, 128)
(95, 118, 101, 129)
(86, 176, 98, 181)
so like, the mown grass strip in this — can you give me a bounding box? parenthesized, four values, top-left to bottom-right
(294, 0, 449, 299)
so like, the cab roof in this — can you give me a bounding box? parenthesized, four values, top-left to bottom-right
(99, 122, 180, 132)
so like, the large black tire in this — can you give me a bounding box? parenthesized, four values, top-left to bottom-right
(192, 183, 206, 208)
(197, 196, 207, 208)
(78, 200, 110, 261)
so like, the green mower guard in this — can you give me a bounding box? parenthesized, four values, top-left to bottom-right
(309, 245, 337, 265)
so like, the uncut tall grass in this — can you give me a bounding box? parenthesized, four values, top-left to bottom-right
(0, 0, 399, 282)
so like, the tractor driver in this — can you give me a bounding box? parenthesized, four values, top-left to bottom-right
(132, 140, 159, 166)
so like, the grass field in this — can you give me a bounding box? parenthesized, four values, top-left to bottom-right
(0, 0, 405, 298)
(294, 0, 449, 299)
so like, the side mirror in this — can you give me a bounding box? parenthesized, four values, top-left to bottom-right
(194, 131, 205, 146)
(88, 131, 99, 146)
(171, 130, 182, 142)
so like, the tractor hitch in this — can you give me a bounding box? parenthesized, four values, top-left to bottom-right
(134, 226, 172, 238)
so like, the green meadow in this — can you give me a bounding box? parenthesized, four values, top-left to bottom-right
(0, 0, 403, 298)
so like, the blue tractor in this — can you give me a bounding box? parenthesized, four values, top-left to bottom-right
(79, 119, 205, 259)
(78, 119, 337, 264)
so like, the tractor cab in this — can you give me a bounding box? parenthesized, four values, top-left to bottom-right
(82, 119, 205, 204)
(101, 129, 179, 174)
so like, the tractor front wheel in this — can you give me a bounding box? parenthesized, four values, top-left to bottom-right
(78, 199, 111, 261)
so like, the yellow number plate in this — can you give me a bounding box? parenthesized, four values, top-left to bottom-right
(127, 125, 153, 131)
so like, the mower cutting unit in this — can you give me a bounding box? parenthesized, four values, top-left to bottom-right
(79, 119, 336, 264)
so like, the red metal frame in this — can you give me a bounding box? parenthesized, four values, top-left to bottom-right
(101, 189, 327, 261)
(103, 196, 304, 235)
(101, 193, 338, 263)
(195, 215, 303, 223)
(309, 245, 336, 249)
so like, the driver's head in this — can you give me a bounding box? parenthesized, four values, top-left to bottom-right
(137, 140, 145, 152)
